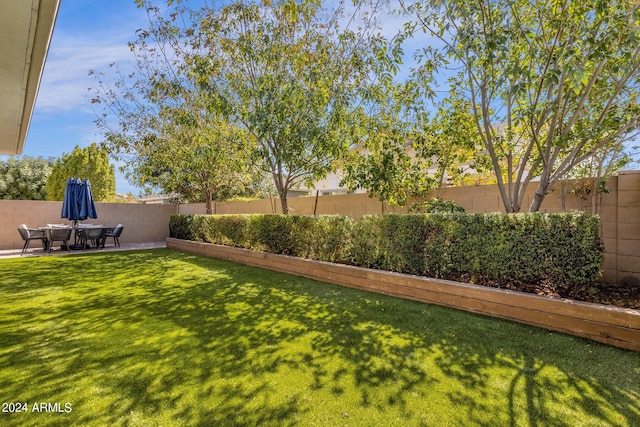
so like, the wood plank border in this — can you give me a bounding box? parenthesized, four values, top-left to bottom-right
(167, 238, 640, 352)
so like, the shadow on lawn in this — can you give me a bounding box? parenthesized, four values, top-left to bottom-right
(1, 249, 638, 426)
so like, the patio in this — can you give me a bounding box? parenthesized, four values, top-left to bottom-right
(0, 241, 166, 259)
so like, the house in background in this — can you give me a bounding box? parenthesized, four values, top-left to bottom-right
(139, 194, 175, 205)
(295, 170, 367, 197)
(0, 0, 60, 155)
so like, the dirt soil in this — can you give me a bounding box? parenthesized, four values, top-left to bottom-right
(566, 283, 640, 310)
(521, 281, 640, 310)
(457, 274, 640, 310)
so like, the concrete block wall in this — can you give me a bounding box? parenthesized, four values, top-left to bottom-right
(616, 172, 640, 285)
(178, 179, 597, 217)
(177, 193, 411, 217)
(0, 200, 177, 250)
(178, 173, 640, 285)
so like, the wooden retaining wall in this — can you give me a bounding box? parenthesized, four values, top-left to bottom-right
(167, 238, 640, 352)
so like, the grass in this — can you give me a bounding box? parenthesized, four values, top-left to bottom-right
(0, 248, 638, 426)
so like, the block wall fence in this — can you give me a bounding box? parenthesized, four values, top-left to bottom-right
(178, 171, 640, 286)
(0, 201, 176, 249)
(1, 171, 637, 284)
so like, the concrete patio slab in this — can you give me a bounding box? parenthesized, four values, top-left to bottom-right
(0, 241, 167, 259)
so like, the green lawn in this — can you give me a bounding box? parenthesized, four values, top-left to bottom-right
(0, 249, 638, 426)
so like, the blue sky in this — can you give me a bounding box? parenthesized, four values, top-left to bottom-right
(15, 0, 153, 195)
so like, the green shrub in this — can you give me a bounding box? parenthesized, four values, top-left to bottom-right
(170, 214, 353, 262)
(310, 215, 354, 262)
(348, 216, 385, 269)
(421, 214, 458, 278)
(247, 214, 354, 261)
(348, 212, 603, 293)
(249, 214, 298, 255)
(380, 215, 430, 275)
(448, 212, 604, 291)
(190, 215, 213, 242)
(198, 215, 251, 248)
(349, 214, 451, 277)
(169, 215, 194, 240)
(170, 211, 604, 294)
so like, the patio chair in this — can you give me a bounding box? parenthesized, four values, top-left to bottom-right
(104, 224, 124, 247)
(46, 227, 72, 253)
(78, 227, 105, 250)
(17, 224, 47, 254)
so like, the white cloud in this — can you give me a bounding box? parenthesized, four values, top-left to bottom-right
(35, 38, 136, 113)
(34, 0, 150, 113)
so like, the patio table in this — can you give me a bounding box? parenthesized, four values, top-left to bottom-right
(75, 225, 115, 249)
(39, 225, 115, 250)
(38, 225, 73, 252)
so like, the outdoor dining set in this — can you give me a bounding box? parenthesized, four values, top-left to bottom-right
(18, 223, 124, 254)
(17, 177, 123, 254)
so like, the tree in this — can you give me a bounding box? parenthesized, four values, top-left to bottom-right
(183, 0, 386, 213)
(340, 86, 485, 206)
(400, 0, 640, 212)
(102, 86, 256, 213)
(419, 94, 486, 198)
(91, 2, 291, 213)
(0, 156, 53, 200)
(340, 78, 435, 207)
(46, 143, 116, 201)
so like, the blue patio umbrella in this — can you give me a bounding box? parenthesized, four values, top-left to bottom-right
(61, 178, 98, 223)
(79, 179, 97, 220)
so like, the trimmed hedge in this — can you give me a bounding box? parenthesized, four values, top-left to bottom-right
(349, 213, 604, 292)
(170, 214, 353, 263)
(169, 211, 604, 294)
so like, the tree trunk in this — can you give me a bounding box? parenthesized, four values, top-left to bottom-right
(276, 180, 289, 214)
(279, 194, 289, 214)
(559, 179, 568, 212)
(529, 179, 551, 212)
(205, 191, 213, 215)
(495, 178, 520, 213)
(272, 167, 289, 214)
(269, 192, 275, 214)
(530, 190, 545, 213)
(436, 146, 451, 199)
(313, 190, 319, 216)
